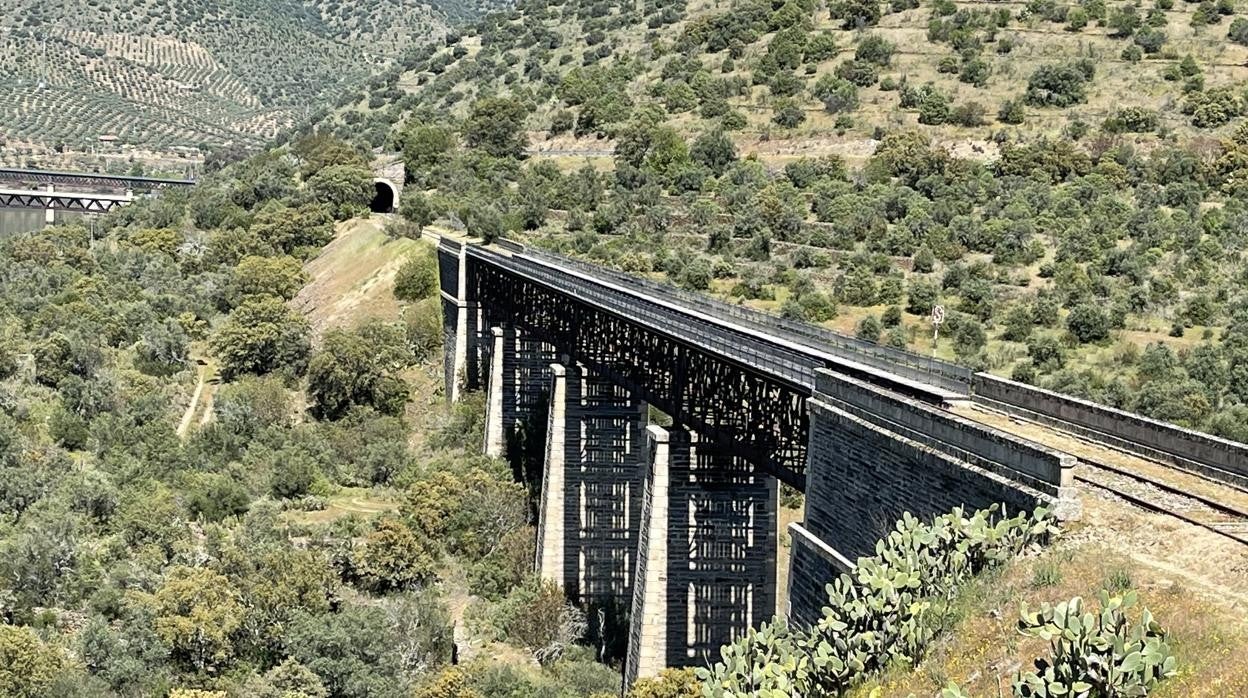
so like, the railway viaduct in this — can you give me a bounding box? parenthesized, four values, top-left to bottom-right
(0, 167, 197, 222)
(437, 235, 1248, 687)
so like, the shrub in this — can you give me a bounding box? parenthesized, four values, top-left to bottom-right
(308, 322, 412, 420)
(1067, 303, 1111, 343)
(959, 57, 990, 87)
(1187, 87, 1244, 128)
(811, 75, 860, 113)
(394, 246, 439, 301)
(211, 298, 311, 379)
(835, 59, 880, 87)
(627, 668, 701, 698)
(999, 98, 1026, 124)
(1230, 17, 1248, 45)
(699, 506, 1057, 695)
(831, 0, 883, 29)
(1026, 60, 1095, 107)
(488, 579, 587, 664)
(918, 89, 952, 124)
(907, 279, 939, 315)
(351, 517, 438, 592)
(0, 625, 62, 697)
(1133, 26, 1166, 53)
(772, 98, 807, 128)
(399, 191, 436, 229)
(854, 34, 895, 65)
(856, 315, 883, 342)
(950, 102, 987, 127)
(1103, 106, 1158, 133)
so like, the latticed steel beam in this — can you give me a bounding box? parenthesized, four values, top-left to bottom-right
(470, 256, 810, 488)
(0, 191, 128, 212)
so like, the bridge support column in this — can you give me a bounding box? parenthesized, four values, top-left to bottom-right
(44, 184, 55, 224)
(536, 364, 570, 584)
(483, 326, 557, 459)
(535, 362, 647, 607)
(484, 327, 507, 457)
(626, 426, 778, 687)
(443, 298, 477, 403)
(440, 240, 481, 402)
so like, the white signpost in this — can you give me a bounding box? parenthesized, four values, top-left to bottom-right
(930, 304, 945, 356)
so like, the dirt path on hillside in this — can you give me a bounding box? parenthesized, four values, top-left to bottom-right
(176, 370, 205, 438)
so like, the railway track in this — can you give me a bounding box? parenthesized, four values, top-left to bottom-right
(1075, 457, 1248, 546)
(952, 401, 1248, 547)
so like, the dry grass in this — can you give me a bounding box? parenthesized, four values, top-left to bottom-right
(776, 503, 806, 616)
(282, 486, 401, 526)
(851, 526, 1248, 697)
(290, 215, 427, 341)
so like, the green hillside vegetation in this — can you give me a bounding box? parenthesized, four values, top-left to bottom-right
(0, 135, 635, 697)
(0, 0, 504, 152)
(309, 0, 1248, 442)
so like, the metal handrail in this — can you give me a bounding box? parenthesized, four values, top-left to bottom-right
(491, 240, 972, 392)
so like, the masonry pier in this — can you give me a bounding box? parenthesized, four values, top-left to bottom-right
(625, 424, 778, 685)
(534, 362, 648, 606)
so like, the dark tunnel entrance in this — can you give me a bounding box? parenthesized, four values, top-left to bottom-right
(370, 179, 397, 213)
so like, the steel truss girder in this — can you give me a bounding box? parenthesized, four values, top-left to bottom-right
(0, 192, 124, 212)
(471, 260, 809, 489)
(0, 169, 192, 190)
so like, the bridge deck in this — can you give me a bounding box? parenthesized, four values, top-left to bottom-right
(451, 232, 1248, 516)
(0, 167, 195, 187)
(491, 240, 971, 401)
(955, 402, 1248, 513)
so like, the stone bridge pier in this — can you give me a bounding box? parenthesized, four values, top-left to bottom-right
(482, 326, 558, 459)
(625, 425, 777, 685)
(441, 284, 783, 678)
(535, 362, 647, 605)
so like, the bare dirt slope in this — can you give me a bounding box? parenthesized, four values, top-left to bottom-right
(291, 215, 425, 340)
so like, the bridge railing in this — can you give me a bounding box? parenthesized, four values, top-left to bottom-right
(493, 239, 972, 393)
(484, 244, 817, 388)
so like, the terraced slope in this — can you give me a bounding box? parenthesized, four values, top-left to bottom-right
(0, 0, 503, 151)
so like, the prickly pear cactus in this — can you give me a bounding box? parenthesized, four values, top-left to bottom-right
(700, 505, 1058, 698)
(1013, 590, 1176, 698)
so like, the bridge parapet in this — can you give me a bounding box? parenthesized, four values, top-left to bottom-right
(817, 370, 1079, 503)
(974, 373, 1248, 490)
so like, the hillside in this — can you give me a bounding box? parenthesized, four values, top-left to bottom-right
(324, 0, 1248, 156)
(0, 0, 504, 156)
(310, 0, 1248, 446)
